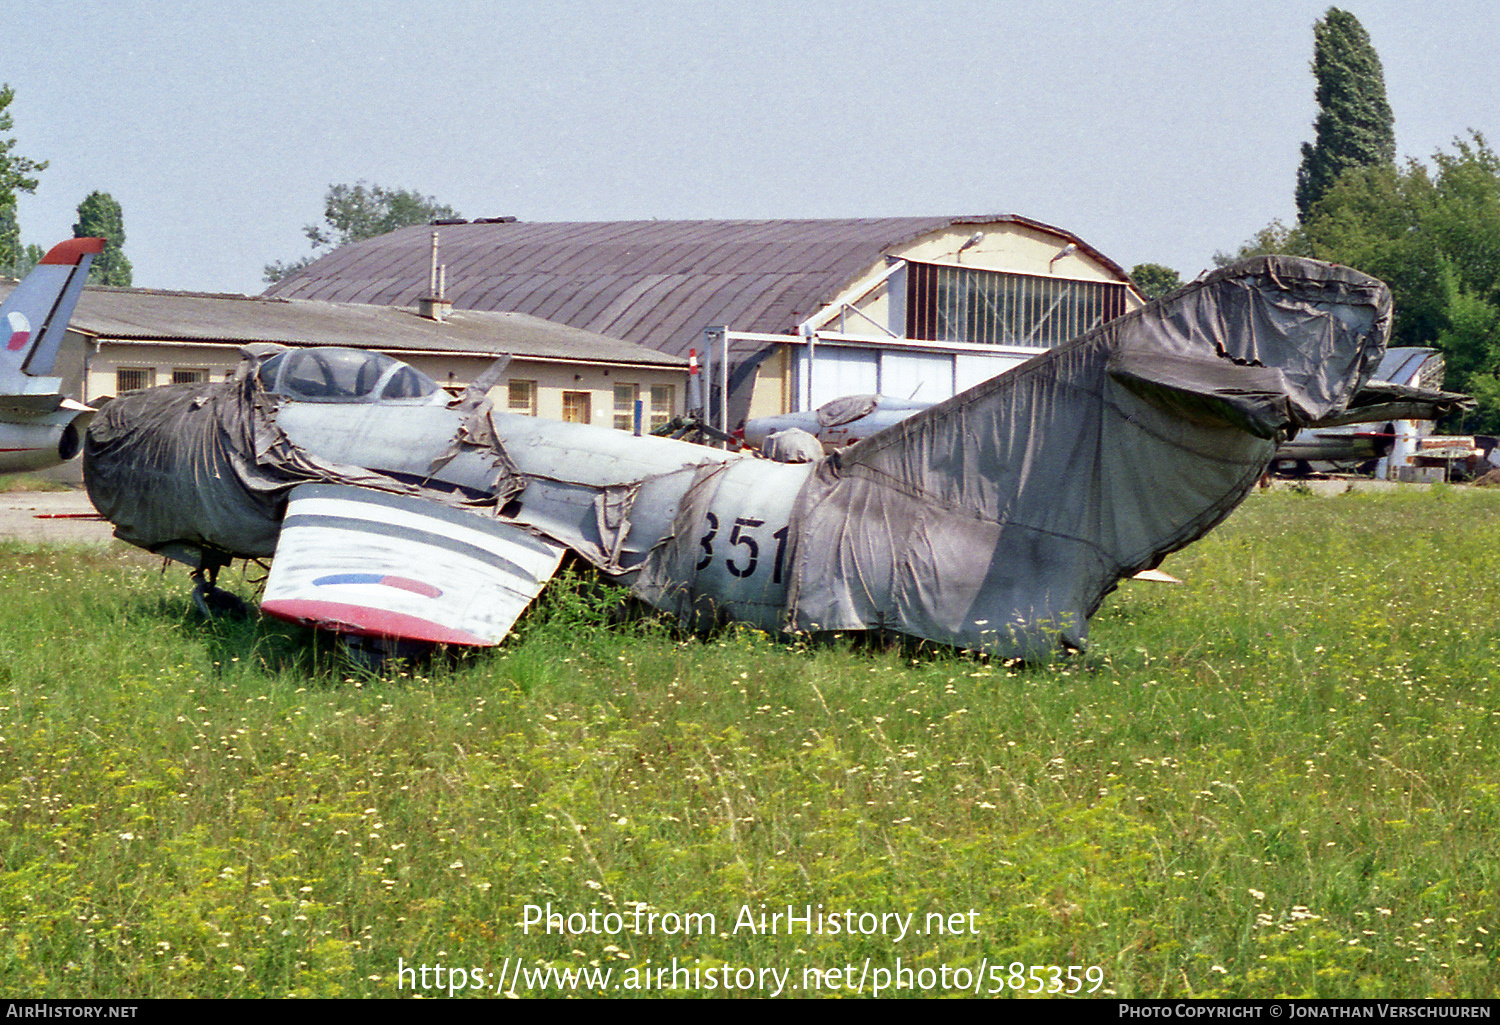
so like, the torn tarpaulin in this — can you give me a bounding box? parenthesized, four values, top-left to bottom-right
(783, 257, 1393, 658)
(84, 354, 525, 568)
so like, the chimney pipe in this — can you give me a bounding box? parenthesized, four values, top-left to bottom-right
(420, 231, 452, 321)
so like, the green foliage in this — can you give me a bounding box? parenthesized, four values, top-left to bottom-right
(1443, 286, 1500, 426)
(1128, 263, 1183, 301)
(4, 490, 1500, 998)
(0, 85, 45, 204)
(1214, 219, 1312, 267)
(1230, 134, 1500, 430)
(1232, 7, 1496, 428)
(1303, 137, 1500, 429)
(0, 199, 17, 275)
(264, 182, 460, 284)
(72, 191, 132, 288)
(1295, 8, 1395, 222)
(0, 85, 46, 276)
(0, 473, 73, 493)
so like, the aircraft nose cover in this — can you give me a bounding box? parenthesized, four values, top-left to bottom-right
(82, 364, 481, 562)
(84, 378, 290, 559)
(784, 257, 1392, 658)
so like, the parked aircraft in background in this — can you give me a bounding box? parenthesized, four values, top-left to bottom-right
(85, 257, 1440, 661)
(1270, 347, 1459, 474)
(741, 394, 933, 453)
(0, 238, 104, 472)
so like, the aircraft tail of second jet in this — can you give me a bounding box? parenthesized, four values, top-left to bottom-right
(0, 237, 105, 401)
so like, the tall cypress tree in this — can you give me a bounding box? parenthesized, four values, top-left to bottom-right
(1295, 8, 1396, 222)
(73, 191, 132, 286)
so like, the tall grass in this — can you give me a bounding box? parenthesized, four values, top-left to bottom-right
(0, 488, 1496, 997)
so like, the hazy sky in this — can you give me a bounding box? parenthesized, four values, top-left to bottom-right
(2, 0, 1496, 295)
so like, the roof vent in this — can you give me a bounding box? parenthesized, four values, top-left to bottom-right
(420, 231, 452, 322)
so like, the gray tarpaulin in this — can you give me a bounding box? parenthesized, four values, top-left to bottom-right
(762, 428, 825, 463)
(816, 395, 879, 429)
(784, 257, 1394, 658)
(84, 356, 522, 568)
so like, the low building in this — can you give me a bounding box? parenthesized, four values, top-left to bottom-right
(12, 286, 686, 431)
(265, 215, 1145, 426)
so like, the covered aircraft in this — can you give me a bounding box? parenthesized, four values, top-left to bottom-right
(85, 257, 1438, 659)
(741, 394, 933, 453)
(0, 238, 105, 472)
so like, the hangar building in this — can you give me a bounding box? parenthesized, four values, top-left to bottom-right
(263, 215, 1145, 427)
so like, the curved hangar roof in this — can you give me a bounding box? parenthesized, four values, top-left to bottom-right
(264, 215, 1131, 359)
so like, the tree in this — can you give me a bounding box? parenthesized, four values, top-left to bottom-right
(1296, 135, 1500, 429)
(0, 198, 19, 275)
(264, 182, 460, 283)
(73, 191, 132, 286)
(0, 84, 46, 274)
(1224, 133, 1500, 428)
(1213, 219, 1311, 267)
(1295, 9, 1396, 222)
(1128, 263, 1183, 301)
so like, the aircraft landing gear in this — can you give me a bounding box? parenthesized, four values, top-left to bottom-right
(190, 563, 251, 620)
(339, 633, 434, 673)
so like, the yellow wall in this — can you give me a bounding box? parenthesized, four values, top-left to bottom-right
(497, 358, 685, 428)
(83, 341, 237, 402)
(86, 341, 686, 429)
(745, 346, 790, 421)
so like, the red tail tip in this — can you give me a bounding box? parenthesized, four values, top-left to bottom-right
(40, 238, 107, 266)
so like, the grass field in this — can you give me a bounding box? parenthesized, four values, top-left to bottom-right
(0, 486, 1497, 999)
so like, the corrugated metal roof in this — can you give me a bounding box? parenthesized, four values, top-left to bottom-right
(263, 215, 1130, 359)
(33, 285, 685, 367)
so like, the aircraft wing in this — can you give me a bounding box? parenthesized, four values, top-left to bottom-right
(260, 483, 565, 646)
(1304, 377, 1474, 427)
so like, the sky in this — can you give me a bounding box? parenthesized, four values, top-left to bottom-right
(1, 0, 1496, 296)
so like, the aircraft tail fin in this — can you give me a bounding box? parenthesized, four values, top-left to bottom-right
(786, 257, 1393, 656)
(0, 238, 105, 399)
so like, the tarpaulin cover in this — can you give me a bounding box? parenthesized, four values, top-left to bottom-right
(84, 356, 520, 567)
(1309, 377, 1472, 427)
(784, 257, 1393, 657)
(816, 394, 879, 429)
(762, 428, 825, 463)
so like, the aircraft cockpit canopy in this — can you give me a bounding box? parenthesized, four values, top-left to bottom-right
(257, 347, 443, 404)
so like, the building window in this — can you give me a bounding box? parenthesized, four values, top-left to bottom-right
(905, 261, 1128, 349)
(562, 391, 592, 424)
(613, 383, 639, 431)
(508, 380, 537, 416)
(116, 367, 156, 393)
(649, 384, 674, 431)
(172, 367, 209, 385)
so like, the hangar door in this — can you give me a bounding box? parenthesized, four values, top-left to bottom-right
(798, 345, 1022, 409)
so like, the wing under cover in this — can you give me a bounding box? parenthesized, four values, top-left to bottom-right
(261, 483, 564, 646)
